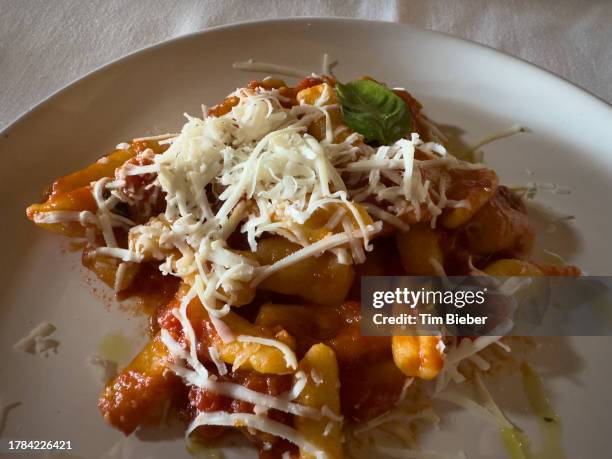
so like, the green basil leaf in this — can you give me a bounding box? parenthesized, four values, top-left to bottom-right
(335, 79, 411, 145)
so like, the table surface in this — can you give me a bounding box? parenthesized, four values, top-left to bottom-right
(1, 0, 610, 130)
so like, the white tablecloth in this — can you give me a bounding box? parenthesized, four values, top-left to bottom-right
(1, 0, 610, 130)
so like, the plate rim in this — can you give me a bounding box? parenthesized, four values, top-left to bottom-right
(2, 16, 611, 137)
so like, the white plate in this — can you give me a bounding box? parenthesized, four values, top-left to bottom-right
(1, 18, 611, 459)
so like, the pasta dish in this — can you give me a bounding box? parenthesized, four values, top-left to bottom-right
(26, 72, 577, 458)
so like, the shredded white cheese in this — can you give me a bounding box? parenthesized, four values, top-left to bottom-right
(321, 405, 343, 423)
(236, 335, 298, 370)
(187, 411, 326, 459)
(0, 398, 22, 437)
(285, 370, 308, 401)
(86, 355, 118, 385)
(233, 59, 309, 79)
(433, 336, 505, 395)
(208, 346, 228, 376)
(465, 124, 526, 155)
(310, 368, 323, 386)
(13, 322, 59, 356)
